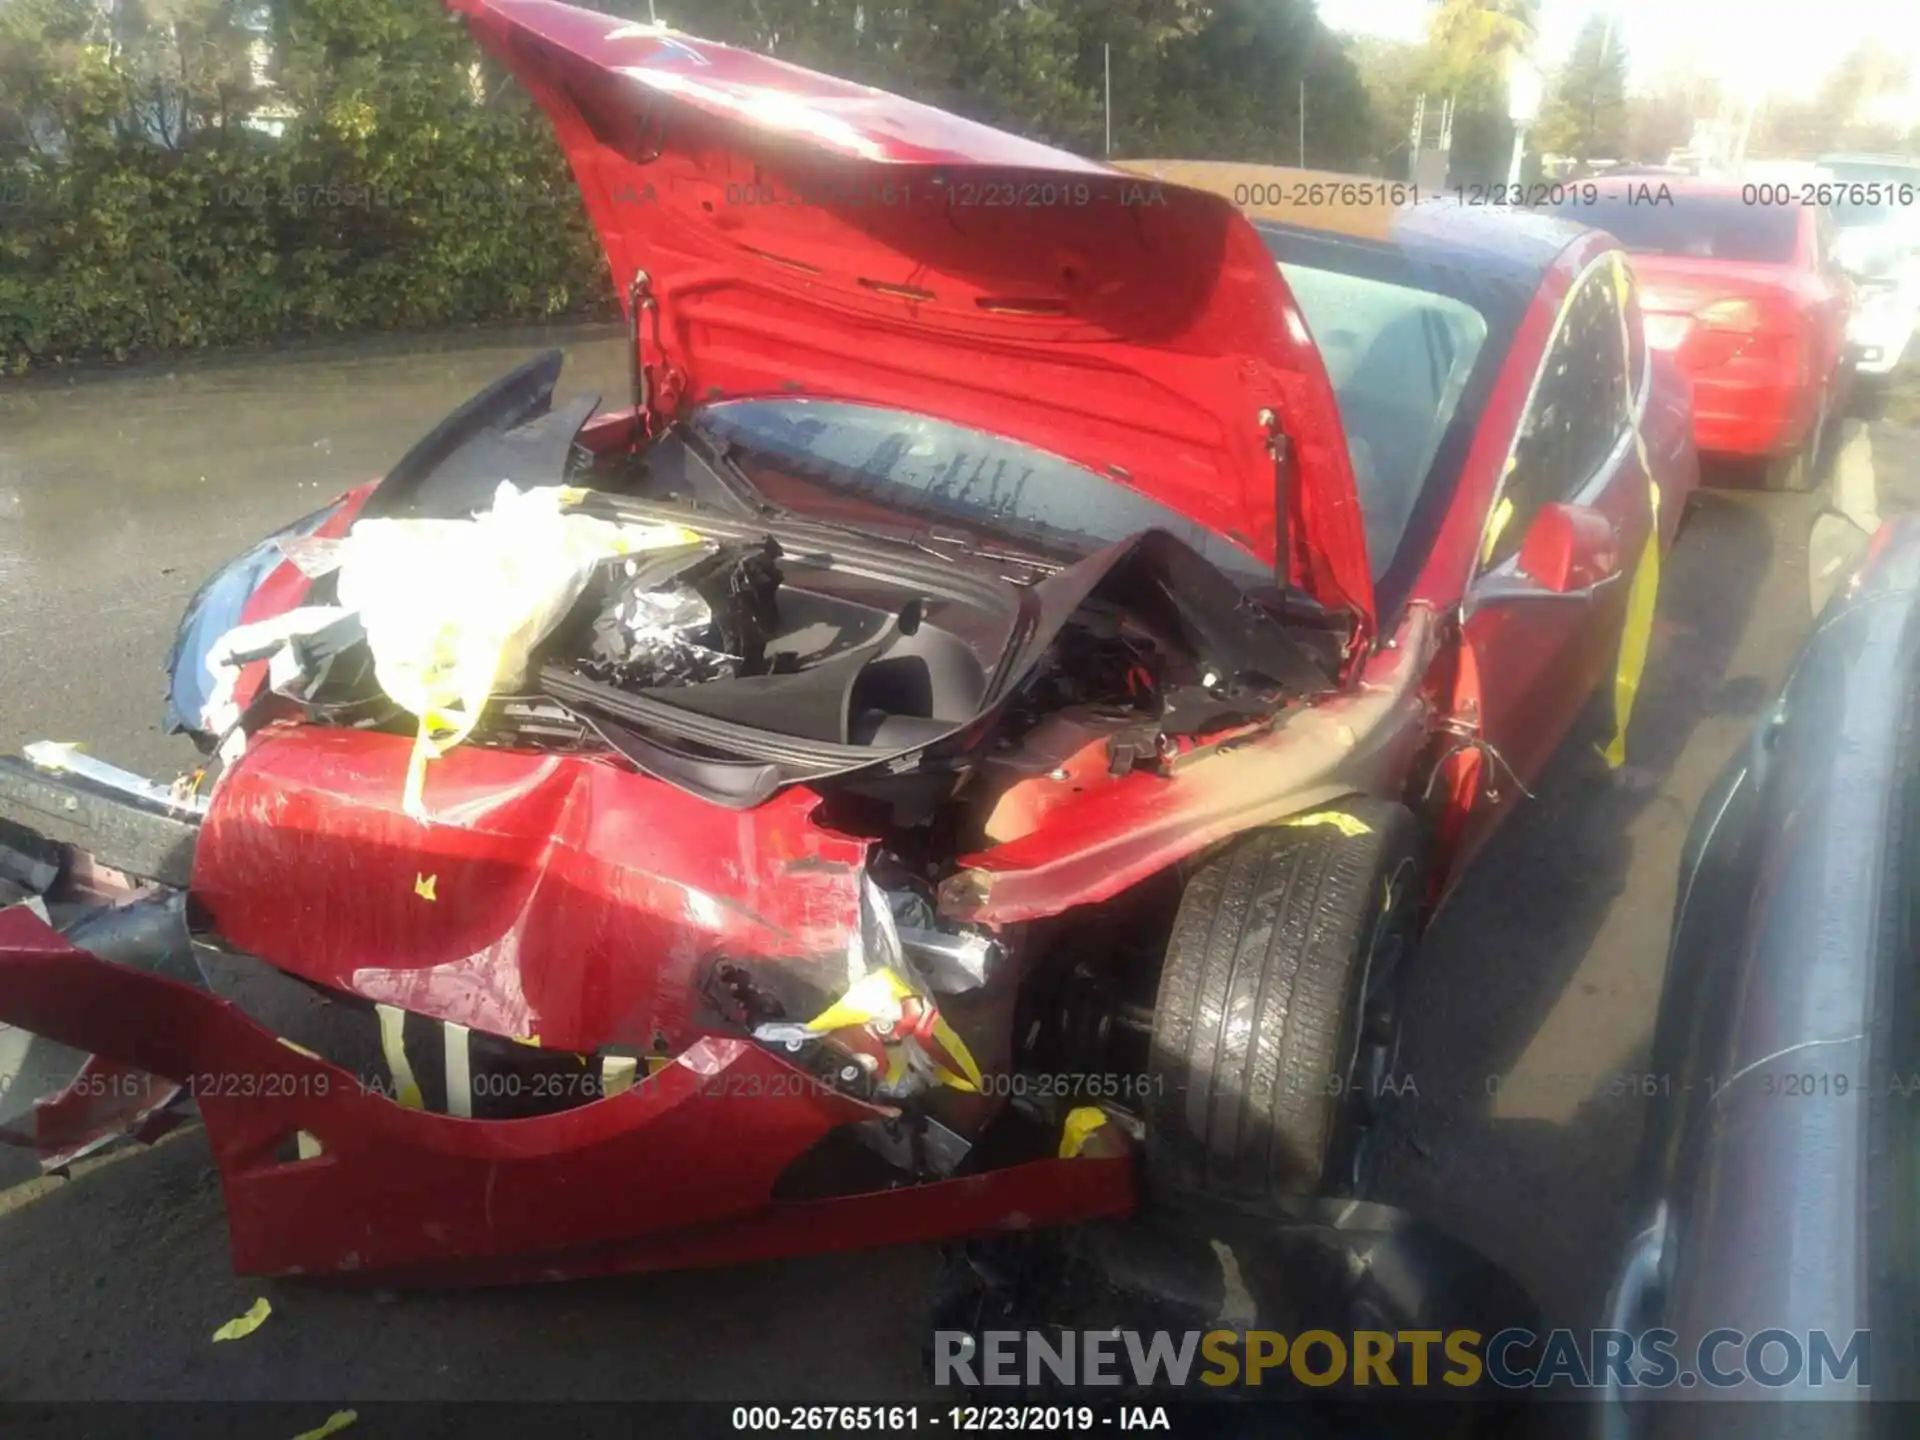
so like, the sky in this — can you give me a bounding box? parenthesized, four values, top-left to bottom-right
(1315, 0, 1920, 101)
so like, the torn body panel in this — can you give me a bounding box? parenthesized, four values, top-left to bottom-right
(941, 604, 1440, 927)
(193, 729, 870, 1053)
(0, 906, 1131, 1279)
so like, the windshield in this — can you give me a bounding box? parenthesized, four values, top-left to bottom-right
(1276, 262, 1489, 578)
(1556, 193, 1799, 263)
(691, 399, 1269, 580)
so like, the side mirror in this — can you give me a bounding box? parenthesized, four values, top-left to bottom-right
(1515, 501, 1622, 594)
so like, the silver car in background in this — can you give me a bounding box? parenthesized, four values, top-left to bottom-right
(1820, 154, 1920, 378)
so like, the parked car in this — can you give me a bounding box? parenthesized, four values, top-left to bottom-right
(0, 0, 1693, 1287)
(1600, 517, 1920, 1429)
(1546, 177, 1854, 490)
(1818, 153, 1920, 379)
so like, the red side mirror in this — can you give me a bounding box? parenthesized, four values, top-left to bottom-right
(1516, 502, 1621, 593)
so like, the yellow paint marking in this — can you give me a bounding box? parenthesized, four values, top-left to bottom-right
(1282, 810, 1372, 838)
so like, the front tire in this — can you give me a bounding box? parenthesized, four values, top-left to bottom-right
(1144, 799, 1422, 1213)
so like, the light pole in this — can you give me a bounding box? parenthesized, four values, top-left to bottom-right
(1104, 43, 1112, 156)
(1507, 57, 1542, 188)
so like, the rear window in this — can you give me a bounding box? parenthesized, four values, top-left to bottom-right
(1549, 193, 1799, 263)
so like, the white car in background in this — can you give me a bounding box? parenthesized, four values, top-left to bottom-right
(1818, 153, 1920, 378)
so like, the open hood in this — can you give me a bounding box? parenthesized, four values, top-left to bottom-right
(448, 0, 1373, 632)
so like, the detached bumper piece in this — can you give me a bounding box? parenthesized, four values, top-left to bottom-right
(0, 908, 1132, 1282)
(0, 751, 203, 889)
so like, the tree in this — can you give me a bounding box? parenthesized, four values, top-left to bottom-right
(1418, 0, 1537, 183)
(1751, 41, 1911, 157)
(1535, 14, 1626, 164)
(1622, 78, 1717, 164)
(1425, 0, 1535, 106)
(1348, 35, 1427, 177)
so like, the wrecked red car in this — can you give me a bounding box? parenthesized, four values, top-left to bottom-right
(0, 0, 1697, 1284)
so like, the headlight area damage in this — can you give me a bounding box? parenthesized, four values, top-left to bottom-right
(0, 435, 1436, 1283)
(0, 2, 1455, 1284)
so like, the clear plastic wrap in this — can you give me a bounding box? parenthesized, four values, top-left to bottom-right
(573, 539, 784, 691)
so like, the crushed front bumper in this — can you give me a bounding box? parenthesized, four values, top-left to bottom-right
(0, 906, 1132, 1281)
(0, 752, 1134, 1282)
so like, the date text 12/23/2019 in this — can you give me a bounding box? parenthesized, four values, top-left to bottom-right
(731, 1406, 1169, 1432)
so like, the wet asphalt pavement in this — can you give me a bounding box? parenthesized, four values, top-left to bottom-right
(0, 325, 1908, 1404)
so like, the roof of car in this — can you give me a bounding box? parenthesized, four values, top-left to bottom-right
(1113, 159, 1586, 288)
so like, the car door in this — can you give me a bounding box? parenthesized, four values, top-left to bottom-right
(1441, 250, 1656, 874)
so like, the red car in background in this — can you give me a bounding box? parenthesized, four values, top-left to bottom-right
(1548, 179, 1853, 490)
(0, 0, 1695, 1288)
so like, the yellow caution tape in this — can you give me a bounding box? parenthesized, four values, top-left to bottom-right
(806, 969, 916, 1032)
(402, 706, 479, 820)
(1599, 249, 1663, 771)
(211, 1297, 273, 1343)
(1599, 485, 1660, 770)
(927, 1012, 984, 1092)
(1282, 810, 1372, 838)
(1059, 1106, 1109, 1159)
(882, 1043, 910, 1087)
(291, 1411, 358, 1440)
(807, 969, 983, 1092)
(375, 1004, 424, 1110)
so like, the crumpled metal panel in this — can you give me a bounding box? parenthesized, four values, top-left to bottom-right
(192, 728, 870, 1053)
(0, 907, 1132, 1281)
(941, 605, 1438, 926)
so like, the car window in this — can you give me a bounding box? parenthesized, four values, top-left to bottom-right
(1276, 262, 1490, 581)
(689, 397, 1269, 580)
(1481, 265, 1629, 572)
(1621, 261, 1646, 392)
(1549, 192, 1799, 264)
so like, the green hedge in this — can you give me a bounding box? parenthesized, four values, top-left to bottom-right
(0, 139, 609, 374)
(0, 0, 1381, 376)
(0, 0, 610, 374)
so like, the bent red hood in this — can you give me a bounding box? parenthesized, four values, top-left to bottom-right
(449, 0, 1373, 632)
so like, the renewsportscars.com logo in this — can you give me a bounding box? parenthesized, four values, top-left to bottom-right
(931, 1328, 1872, 1391)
